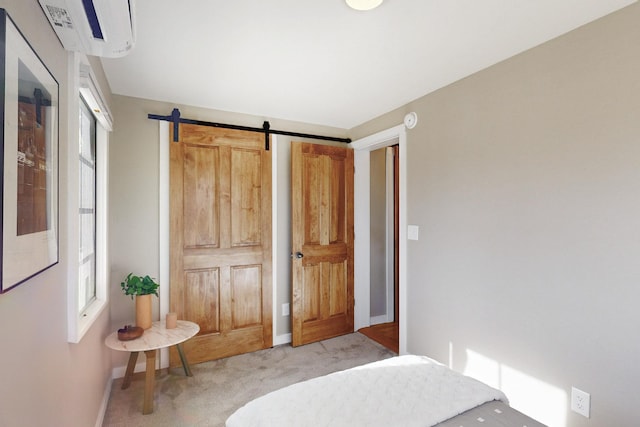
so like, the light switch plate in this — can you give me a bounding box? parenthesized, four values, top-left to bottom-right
(408, 225, 419, 240)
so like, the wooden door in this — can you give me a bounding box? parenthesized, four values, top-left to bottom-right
(170, 123, 272, 366)
(291, 142, 354, 347)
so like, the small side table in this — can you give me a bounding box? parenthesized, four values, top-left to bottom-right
(105, 320, 200, 414)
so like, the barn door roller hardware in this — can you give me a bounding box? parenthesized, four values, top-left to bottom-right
(148, 108, 351, 151)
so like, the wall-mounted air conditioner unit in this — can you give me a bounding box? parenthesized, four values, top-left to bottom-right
(39, 0, 136, 58)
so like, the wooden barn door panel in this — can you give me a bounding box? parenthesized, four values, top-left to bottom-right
(170, 124, 272, 365)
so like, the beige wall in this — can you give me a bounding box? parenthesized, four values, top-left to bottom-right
(0, 1, 112, 426)
(108, 95, 348, 359)
(351, 3, 639, 426)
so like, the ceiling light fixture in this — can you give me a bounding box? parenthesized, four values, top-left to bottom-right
(346, 0, 383, 11)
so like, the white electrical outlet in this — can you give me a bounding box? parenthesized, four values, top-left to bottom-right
(571, 387, 590, 418)
(282, 303, 290, 316)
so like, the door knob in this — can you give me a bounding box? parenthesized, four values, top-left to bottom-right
(291, 252, 304, 259)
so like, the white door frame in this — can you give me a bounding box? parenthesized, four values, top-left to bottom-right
(158, 121, 170, 368)
(352, 124, 408, 355)
(385, 146, 396, 324)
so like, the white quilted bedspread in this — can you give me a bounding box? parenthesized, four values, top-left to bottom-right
(226, 355, 507, 427)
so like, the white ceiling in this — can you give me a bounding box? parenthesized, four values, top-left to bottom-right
(101, 0, 636, 129)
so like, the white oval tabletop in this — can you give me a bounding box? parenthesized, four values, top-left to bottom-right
(105, 320, 200, 352)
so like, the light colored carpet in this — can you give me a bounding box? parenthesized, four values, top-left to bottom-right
(102, 332, 396, 427)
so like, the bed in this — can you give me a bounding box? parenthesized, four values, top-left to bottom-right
(226, 355, 546, 427)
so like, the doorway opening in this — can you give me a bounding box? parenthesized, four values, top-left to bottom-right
(359, 145, 399, 353)
(352, 124, 407, 355)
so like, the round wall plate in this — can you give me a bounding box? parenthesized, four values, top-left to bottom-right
(404, 112, 418, 129)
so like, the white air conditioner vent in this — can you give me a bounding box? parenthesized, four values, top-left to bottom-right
(39, 0, 136, 58)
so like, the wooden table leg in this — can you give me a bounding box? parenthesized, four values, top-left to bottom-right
(143, 349, 157, 415)
(121, 351, 139, 390)
(176, 343, 193, 377)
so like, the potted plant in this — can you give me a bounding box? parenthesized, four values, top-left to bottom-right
(120, 273, 159, 329)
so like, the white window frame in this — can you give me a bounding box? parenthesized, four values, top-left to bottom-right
(67, 53, 112, 343)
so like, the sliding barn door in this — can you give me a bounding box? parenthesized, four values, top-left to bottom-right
(170, 123, 272, 366)
(291, 142, 354, 346)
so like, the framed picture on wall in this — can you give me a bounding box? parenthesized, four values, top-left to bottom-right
(0, 9, 59, 293)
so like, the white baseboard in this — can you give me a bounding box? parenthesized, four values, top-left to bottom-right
(95, 376, 112, 427)
(112, 358, 160, 379)
(112, 361, 144, 379)
(273, 333, 291, 346)
(370, 315, 390, 326)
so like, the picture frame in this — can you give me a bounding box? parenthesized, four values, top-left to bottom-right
(0, 9, 59, 293)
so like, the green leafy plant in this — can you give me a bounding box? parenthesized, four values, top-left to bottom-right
(120, 273, 159, 299)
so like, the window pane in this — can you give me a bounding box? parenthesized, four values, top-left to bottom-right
(79, 98, 96, 313)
